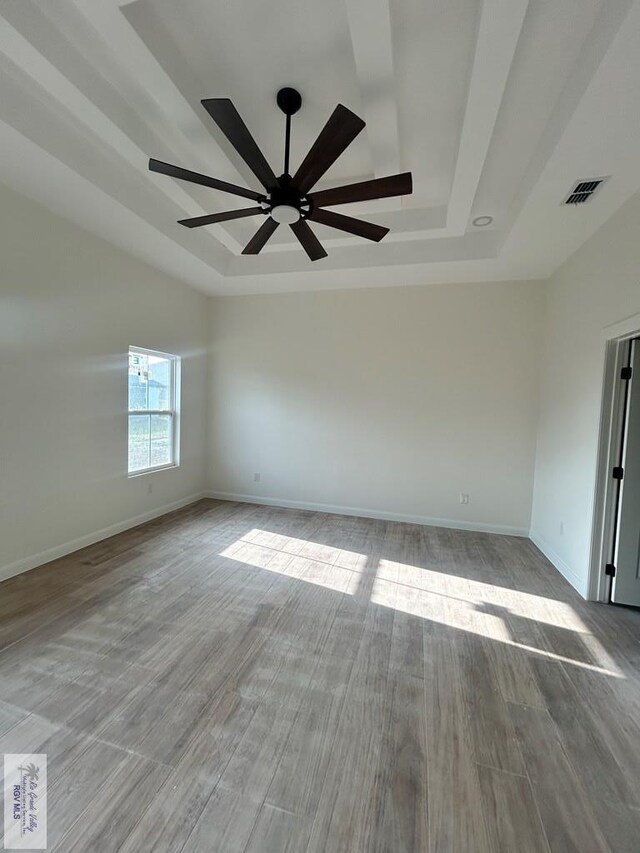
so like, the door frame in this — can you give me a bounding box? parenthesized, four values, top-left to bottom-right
(589, 311, 640, 602)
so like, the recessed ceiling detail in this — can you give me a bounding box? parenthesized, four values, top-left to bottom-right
(0, 0, 638, 293)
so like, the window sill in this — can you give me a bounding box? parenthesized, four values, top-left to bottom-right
(128, 463, 179, 478)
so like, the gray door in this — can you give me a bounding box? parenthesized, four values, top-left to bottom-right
(612, 340, 640, 607)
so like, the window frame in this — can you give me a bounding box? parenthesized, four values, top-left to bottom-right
(127, 346, 181, 477)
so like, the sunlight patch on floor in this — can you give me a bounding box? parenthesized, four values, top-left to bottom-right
(372, 558, 623, 677)
(376, 558, 589, 632)
(219, 531, 364, 594)
(219, 530, 623, 678)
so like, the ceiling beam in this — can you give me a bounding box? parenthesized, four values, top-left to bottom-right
(0, 9, 231, 272)
(499, 0, 640, 275)
(446, 0, 529, 235)
(0, 1, 246, 257)
(70, 0, 248, 254)
(0, 117, 224, 294)
(501, 0, 635, 240)
(345, 0, 400, 179)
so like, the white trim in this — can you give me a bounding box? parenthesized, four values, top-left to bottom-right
(588, 310, 640, 600)
(0, 492, 206, 584)
(128, 462, 179, 478)
(128, 346, 181, 475)
(530, 528, 589, 599)
(128, 409, 173, 417)
(588, 337, 628, 600)
(602, 309, 640, 338)
(206, 490, 529, 537)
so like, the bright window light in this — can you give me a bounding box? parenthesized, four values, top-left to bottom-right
(128, 347, 180, 475)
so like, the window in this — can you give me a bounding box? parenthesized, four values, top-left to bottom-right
(128, 347, 180, 475)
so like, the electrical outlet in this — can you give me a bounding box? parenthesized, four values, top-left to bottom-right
(560, 521, 564, 536)
(147, 481, 153, 495)
(254, 472, 261, 483)
(460, 493, 470, 505)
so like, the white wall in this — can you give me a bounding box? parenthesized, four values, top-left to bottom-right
(531, 190, 640, 597)
(208, 281, 544, 535)
(11, 176, 637, 594)
(0, 183, 209, 580)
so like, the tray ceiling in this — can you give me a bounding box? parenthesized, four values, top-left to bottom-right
(0, 0, 638, 294)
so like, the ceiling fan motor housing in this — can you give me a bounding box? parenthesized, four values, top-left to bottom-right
(268, 177, 311, 223)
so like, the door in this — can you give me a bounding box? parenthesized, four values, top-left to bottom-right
(612, 339, 640, 606)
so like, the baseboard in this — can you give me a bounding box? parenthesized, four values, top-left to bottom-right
(529, 529, 588, 598)
(207, 490, 529, 537)
(0, 492, 207, 584)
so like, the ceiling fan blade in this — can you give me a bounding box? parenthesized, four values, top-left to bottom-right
(178, 207, 264, 228)
(149, 158, 263, 202)
(309, 208, 389, 242)
(310, 172, 413, 207)
(242, 218, 279, 254)
(292, 104, 365, 194)
(201, 99, 278, 190)
(290, 219, 327, 261)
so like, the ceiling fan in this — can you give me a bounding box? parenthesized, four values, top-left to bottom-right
(149, 87, 412, 261)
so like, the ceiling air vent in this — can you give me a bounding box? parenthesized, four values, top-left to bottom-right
(563, 177, 609, 205)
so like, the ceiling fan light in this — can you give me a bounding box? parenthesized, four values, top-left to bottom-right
(270, 204, 300, 224)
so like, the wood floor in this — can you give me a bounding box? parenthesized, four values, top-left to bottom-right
(1, 500, 640, 852)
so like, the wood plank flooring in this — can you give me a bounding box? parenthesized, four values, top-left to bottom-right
(1, 498, 640, 852)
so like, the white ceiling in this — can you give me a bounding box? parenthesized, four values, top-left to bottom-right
(0, 0, 639, 294)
